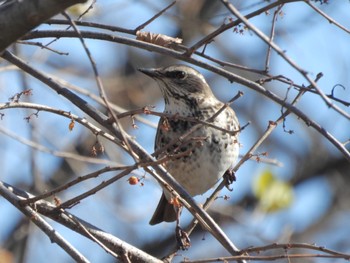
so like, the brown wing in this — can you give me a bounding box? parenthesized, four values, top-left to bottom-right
(154, 117, 168, 157)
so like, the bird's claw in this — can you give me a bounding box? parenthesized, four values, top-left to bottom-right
(175, 225, 191, 250)
(224, 169, 236, 191)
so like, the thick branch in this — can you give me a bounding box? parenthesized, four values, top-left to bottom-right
(0, 0, 87, 52)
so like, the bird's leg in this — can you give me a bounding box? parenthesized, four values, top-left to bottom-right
(223, 169, 236, 191)
(175, 224, 190, 250)
(174, 202, 190, 250)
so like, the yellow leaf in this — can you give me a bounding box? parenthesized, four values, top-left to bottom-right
(253, 170, 274, 198)
(253, 170, 294, 212)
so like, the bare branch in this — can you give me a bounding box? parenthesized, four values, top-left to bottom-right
(305, 0, 350, 34)
(0, 101, 123, 152)
(264, 4, 284, 72)
(0, 181, 89, 263)
(0, 181, 163, 263)
(134, 1, 176, 32)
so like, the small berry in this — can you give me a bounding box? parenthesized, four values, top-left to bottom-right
(128, 176, 139, 185)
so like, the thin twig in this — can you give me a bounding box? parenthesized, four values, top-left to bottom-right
(56, 167, 135, 210)
(21, 166, 120, 204)
(46, 18, 135, 34)
(305, 0, 350, 34)
(0, 101, 124, 151)
(76, 0, 96, 20)
(264, 4, 284, 72)
(184, 253, 350, 263)
(17, 40, 69, 55)
(134, 1, 176, 32)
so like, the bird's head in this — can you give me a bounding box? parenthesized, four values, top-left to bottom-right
(139, 65, 216, 108)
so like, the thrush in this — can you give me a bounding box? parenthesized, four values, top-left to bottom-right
(139, 65, 240, 225)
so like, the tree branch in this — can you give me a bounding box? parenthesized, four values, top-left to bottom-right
(0, 181, 89, 263)
(0, 0, 87, 52)
(0, 181, 162, 263)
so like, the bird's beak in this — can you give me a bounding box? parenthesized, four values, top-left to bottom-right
(138, 68, 161, 78)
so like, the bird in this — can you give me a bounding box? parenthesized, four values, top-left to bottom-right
(138, 65, 240, 225)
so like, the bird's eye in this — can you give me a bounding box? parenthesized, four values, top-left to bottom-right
(165, 70, 187, 80)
